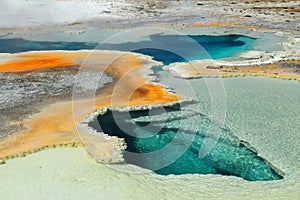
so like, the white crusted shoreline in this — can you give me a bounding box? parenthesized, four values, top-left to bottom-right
(77, 99, 193, 163)
(163, 36, 300, 79)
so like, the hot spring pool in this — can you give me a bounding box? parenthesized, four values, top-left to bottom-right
(0, 34, 255, 64)
(88, 103, 283, 181)
(0, 32, 287, 182)
(1, 77, 300, 199)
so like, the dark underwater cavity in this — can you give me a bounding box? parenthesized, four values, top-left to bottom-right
(88, 104, 283, 181)
(0, 34, 255, 64)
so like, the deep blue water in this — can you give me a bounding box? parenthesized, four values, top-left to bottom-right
(0, 34, 255, 64)
(89, 105, 283, 181)
(99, 34, 255, 64)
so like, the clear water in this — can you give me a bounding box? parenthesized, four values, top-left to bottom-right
(0, 34, 255, 64)
(1, 77, 300, 198)
(100, 34, 255, 64)
(89, 104, 283, 181)
(4, 34, 284, 182)
(0, 38, 98, 53)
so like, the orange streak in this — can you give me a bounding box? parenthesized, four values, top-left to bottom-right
(0, 53, 76, 72)
(0, 51, 139, 73)
(187, 21, 228, 27)
(0, 51, 180, 159)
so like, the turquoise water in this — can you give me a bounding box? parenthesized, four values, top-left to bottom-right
(89, 104, 283, 181)
(3, 34, 286, 182)
(1, 77, 300, 199)
(100, 34, 255, 64)
(0, 34, 255, 64)
(0, 38, 98, 53)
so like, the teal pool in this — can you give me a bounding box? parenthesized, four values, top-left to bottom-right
(89, 103, 282, 181)
(1, 32, 290, 182)
(0, 34, 255, 64)
(1, 77, 300, 199)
